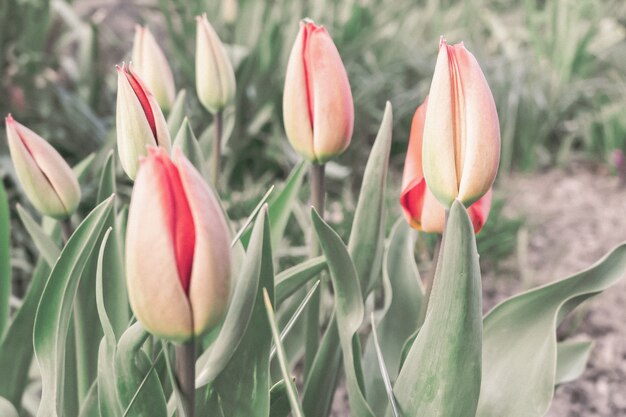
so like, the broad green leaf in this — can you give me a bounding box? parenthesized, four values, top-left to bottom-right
(33, 196, 114, 417)
(264, 289, 305, 417)
(206, 206, 274, 417)
(348, 101, 393, 294)
(311, 209, 375, 417)
(73, 152, 96, 182)
(269, 380, 290, 417)
(555, 340, 593, 385)
(477, 242, 626, 417)
(392, 201, 482, 417)
(195, 206, 267, 388)
(369, 314, 400, 417)
(0, 259, 50, 408)
(167, 89, 187, 137)
(78, 381, 99, 417)
(275, 256, 326, 304)
(115, 323, 167, 417)
(231, 186, 274, 247)
(16, 204, 60, 267)
(0, 181, 10, 337)
(363, 219, 423, 416)
(0, 396, 18, 417)
(174, 118, 206, 174)
(96, 151, 116, 203)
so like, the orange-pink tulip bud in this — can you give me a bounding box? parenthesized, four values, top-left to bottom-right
(422, 38, 500, 208)
(132, 26, 176, 112)
(5, 115, 80, 219)
(283, 19, 354, 163)
(116, 63, 171, 180)
(401, 99, 492, 234)
(125, 147, 231, 342)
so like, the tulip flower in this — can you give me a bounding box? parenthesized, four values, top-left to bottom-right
(5, 115, 80, 219)
(125, 147, 231, 342)
(195, 14, 236, 114)
(401, 99, 492, 234)
(132, 25, 176, 112)
(422, 38, 500, 208)
(116, 63, 171, 180)
(283, 19, 354, 163)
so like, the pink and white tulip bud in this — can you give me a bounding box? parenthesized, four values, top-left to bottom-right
(126, 147, 231, 342)
(422, 38, 500, 208)
(116, 63, 171, 180)
(401, 99, 492, 234)
(5, 115, 80, 219)
(132, 26, 176, 112)
(195, 14, 236, 114)
(283, 20, 354, 163)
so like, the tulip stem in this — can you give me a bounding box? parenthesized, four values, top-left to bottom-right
(211, 110, 223, 189)
(305, 162, 325, 375)
(418, 234, 442, 325)
(175, 339, 196, 417)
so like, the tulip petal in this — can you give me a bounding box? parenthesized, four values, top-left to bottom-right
(126, 149, 193, 341)
(308, 24, 354, 163)
(283, 23, 315, 160)
(468, 188, 492, 234)
(173, 149, 232, 335)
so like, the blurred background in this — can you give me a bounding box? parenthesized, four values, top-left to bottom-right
(2, 0, 626, 415)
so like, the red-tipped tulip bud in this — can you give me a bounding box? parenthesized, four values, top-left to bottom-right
(132, 26, 176, 112)
(5, 115, 80, 219)
(283, 19, 354, 163)
(116, 63, 171, 180)
(126, 147, 231, 342)
(401, 100, 492, 234)
(195, 14, 236, 114)
(422, 38, 500, 208)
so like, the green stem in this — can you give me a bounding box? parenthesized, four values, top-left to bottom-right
(211, 110, 223, 189)
(175, 339, 196, 417)
(305, 163, 325, 375)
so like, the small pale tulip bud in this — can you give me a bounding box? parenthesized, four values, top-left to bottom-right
(116, 63, 171, 180)
(422, 38, 500, 208)
(401, 99, 491, 234)
(195, 14, 236, 114)
(132, 26, 176, 112)
(283, 19, 354, 163)
(5, 115, 80, 219)
(126, 147, 231, 342)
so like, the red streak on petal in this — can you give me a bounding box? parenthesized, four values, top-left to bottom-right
(302, 22, 315, 130)
(153, 150, 196, 295)
(124, 66, 158, 141)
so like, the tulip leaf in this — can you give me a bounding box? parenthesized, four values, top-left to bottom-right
(264, 289, 305, 417)
(0, 259, 50, 408)
(174, 118, 206, 174)
(72, 152, 96, 182)
(392, 201, 482, 417)
(311, 209, 375, 417)
(555, 340, 593, 385)
(115, 323, 167, 417)
(369, 314, 400, 417)
(78, 381, 99, 417)
(0, 180, 10, 338)
(0, 397, 18, 417)
(476, 242, 626, 417)
(275, 256, 326, 304)
(195, 206, 267, 388)
(205, 206, 274, 417)
(16, 204, 60, 267)
(363, 219, 423, 416)
(167, 89, 187, 138)
(32, 196, 114, 417)
(348, 101, 393, 294)
(96, 150, 117, 204)
(231, 185, 274, 247)
(269, 380, 290, 417)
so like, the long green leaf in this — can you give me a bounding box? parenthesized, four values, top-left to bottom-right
(311, 209, 374, 417)
(363, 219, 423, 416)
(33, 196, 115, 417)
(0, 181, 10, 337)
(555, 340, 593, 385)
(0, 396, 18, 417)
(174, 118, 206, 174)
(392, 201, 482, 417)
(274, 256, 326, 304)
(16, 204, 60, 267)
(477, 242, 626, 417)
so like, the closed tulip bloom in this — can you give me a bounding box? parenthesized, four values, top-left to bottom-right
(5, 115, 80, 219)
(126, 147, 231, 342)
(195, 14, 236, 114)
(132, 26, 176, 112)
(283, 19, 354, 163)
(401, 100, 492, 234)
(116, 63, 171, 180)
(422, 38, 500, 208)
